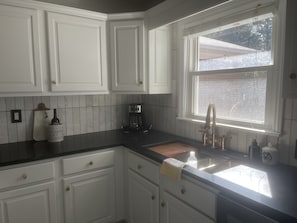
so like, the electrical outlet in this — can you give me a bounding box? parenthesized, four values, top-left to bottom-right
(11, 110, 22, 123)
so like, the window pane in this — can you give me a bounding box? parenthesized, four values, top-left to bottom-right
(198, 17, 273, 71)
(193, 71, 267, 123)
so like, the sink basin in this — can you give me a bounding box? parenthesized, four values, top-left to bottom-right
(147, 142, 241, 174)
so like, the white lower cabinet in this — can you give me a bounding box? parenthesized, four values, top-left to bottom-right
(128, 170, 159, 223)
(63, 168, 115, 223)
(160, 191, 213, 223)
(0, 182, 57, 223)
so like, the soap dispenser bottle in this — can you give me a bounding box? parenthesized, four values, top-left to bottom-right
(249, 139, 261, 161)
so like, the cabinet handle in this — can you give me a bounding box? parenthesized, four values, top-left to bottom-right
(52, 80, 56, 84)
(181, 188, 186, 194)
(161, 202, 166, 207)
(66, 187, 70, 191)
(151, 195, 155, 200)
(88, 161, 93, 166)
(290, 73, 297, 80)
(22, 174, 27, 180)
(137, 164, 142, 170)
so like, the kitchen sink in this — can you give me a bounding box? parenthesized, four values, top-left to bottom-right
(147, 142, 241, 174)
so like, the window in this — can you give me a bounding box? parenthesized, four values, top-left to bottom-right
(181, 4, 285, 134)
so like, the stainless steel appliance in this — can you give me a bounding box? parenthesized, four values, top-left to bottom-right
(217, 194, 278, 223)
(127, 104, 144, 131)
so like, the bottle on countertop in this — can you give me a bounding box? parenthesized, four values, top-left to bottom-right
(249, 139, 261, 161)
(187, 151, 198, 168)
(51, 109, 60, 125)
(262, 143, 278, 165)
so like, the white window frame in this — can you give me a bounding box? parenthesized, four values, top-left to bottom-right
(178, 0, 286, 135)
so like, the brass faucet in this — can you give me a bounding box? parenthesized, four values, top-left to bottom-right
(204, 104, 216, 148)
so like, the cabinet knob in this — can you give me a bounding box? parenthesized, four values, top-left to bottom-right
(89, 161, 93, 166)
(66, 187, 70, 191)
(290, 73, 297, 80)
(161, 202, 166, 207)
(22, 174, 27, 180)
(137, 164, 142, 170)
(181, 188, 186, 194)
(139, 81, 143, 85)
(151, 195, 155, 200)
(52, 80, 56, 84)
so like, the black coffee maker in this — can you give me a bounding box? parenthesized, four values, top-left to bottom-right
(127, 104, 144, 131)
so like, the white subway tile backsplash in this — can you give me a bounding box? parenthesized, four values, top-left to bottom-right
(41, 96, 50, 109)
(65, 108, 74, 136)
(79, 107, 87, 134)
(0, 98, 6, 111)
(72, 96, 80, 108)
(79, 95, 86, 107)
(98, 107, 106, 131)
(289, 120, 297, 166)
(284, 99, 293, 119)
(7, 112, 18, 143)
(86, 107, 94, 133)
(65, 96, 73, 108)
(15, 97, 25, 110)
(57, 96, 65, 108)
(0, 95, 140, 145)
(86, 95, 93, 107)
(93, 107, 99, 132)
(6, 98, 16, 110)
(33, 96, 41, 109)
(24, 97, 34, 111)
(50, 96, 58, 109)
(293, 99, 297, 120)
(16, 112, 26, 142)
(25, 111, 33, 140)
(0, 112, 8, 144)
(72, 107, 80, 135)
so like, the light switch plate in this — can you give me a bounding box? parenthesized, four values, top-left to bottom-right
(11, 110, 22, 123)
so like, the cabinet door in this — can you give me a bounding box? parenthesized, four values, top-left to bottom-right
(160, 191, 214, 223)
(63, 168, 115, 223)
(0, 4, 42, 93)
(0, 182, 57, 223)
(110, 20, 145, 92)
(47, 12, 108, 92)
(149, 27, 172, 94)
(128, 170, 159, 223)
(283, 0, 297, 98)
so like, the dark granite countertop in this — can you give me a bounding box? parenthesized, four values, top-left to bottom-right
(0, 129, 296, 222)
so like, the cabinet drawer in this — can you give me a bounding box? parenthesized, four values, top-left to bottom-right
(161, 175, 216, 218)
(63, 150, 114, 175)
(0, 162, 54, 190)
(127, 151, 159, 184)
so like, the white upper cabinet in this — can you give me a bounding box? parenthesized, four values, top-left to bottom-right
(283, 0, 297, 98)
(110, 20, 145, 92)
(0, 4, 43, 93)
(148, 26, 172, 94)
(47, 12, 108, 93)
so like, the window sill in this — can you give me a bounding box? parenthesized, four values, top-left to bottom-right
(176, 117, 280, 137)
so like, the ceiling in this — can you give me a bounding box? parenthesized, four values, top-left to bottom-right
(36, 0, 166, 13)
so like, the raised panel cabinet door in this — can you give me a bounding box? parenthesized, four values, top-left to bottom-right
(0, 4, 43, 93)
(149, 27, 172, 94)
(110, 20, 145, 92)
(128, 170, 159, 223)
(47, 12, 108, 92)
(0, 182, 57, 223)
(160, 192, 214, 223)
(63, 168, 115, 223)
